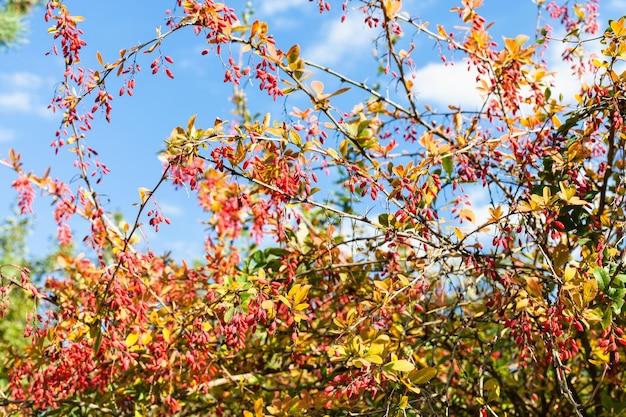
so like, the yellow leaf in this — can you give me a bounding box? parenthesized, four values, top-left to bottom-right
(326, 148, 340, 160)
(141, 332, 152, 346)
(353, 358, 370, 368)
(96, 51, 104, 66)
(397, 274, 410, 286)
(363, 354, 383, 365)
(406, 383, 421, 394)
(582, 308, 603, 323)
(385, 359, 415, 373)
(333, 317, 346, 329)
(287, 283, 300, 298)
(293, 284, 311, 306)
(399, 395, 408, 409)
(277, 295, 291, 309)
(367, 334, 390, 356)
(611, 17, 626, 37)
(125, 332, 139, 348)
(583, 279, 598, 305)
(409, 367, 438, 384)
(563, 265, 578, 282)
(374, 280, 389, 291)
(138, 187, 152, 204)
(254, 397, 264, 414)
(552, 243, 569, 271)
(187, 114, 197, 133)
(515, 296, 529, 312)
(294, 302, 309, 311)
(163, 328, 171, 343)
(384, 0, 402, 18)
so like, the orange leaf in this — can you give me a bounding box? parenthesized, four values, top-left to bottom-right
(311, 80, 324, 96)
(459, 208, 475, 223)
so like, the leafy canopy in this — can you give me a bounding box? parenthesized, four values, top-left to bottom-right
(3, 1, 626, 416)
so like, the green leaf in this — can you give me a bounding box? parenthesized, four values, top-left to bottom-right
(602, 308, 613, 330)
(612, 298, 624, 315)
(356, 120, 370, 136)
(92, 325, 103, 354)
(265, 248, 290, 257)
(224, 306, 235, 323)
(442, 154, 453, 177)
(577, 238, 591, 246)
(594, 267, 610, 291)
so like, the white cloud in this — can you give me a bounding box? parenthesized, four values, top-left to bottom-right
(412, 63, 484, 110)
(305, 15, 376, 67)
(0, 127, 16, 142)
(0, 72, 54, 118)
(0, 92, 32, 112)
(409, 33, 617, 113)
(0, 72, 44, 89)
(541, 32, 625, 106)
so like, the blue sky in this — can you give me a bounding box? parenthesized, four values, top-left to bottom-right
(0, 0, 624, 261)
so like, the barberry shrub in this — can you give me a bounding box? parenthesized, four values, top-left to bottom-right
(3, 1, 626, 416)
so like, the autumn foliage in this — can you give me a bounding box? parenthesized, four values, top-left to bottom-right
(3, 0, 626, 415)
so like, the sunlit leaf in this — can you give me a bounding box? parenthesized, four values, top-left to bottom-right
(384, 359, 415, 373)
(311, 80, 324, 96)
(125, 332, 139, 348)
(459, 208, 475, 223)
(583, 279, 598, 305)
